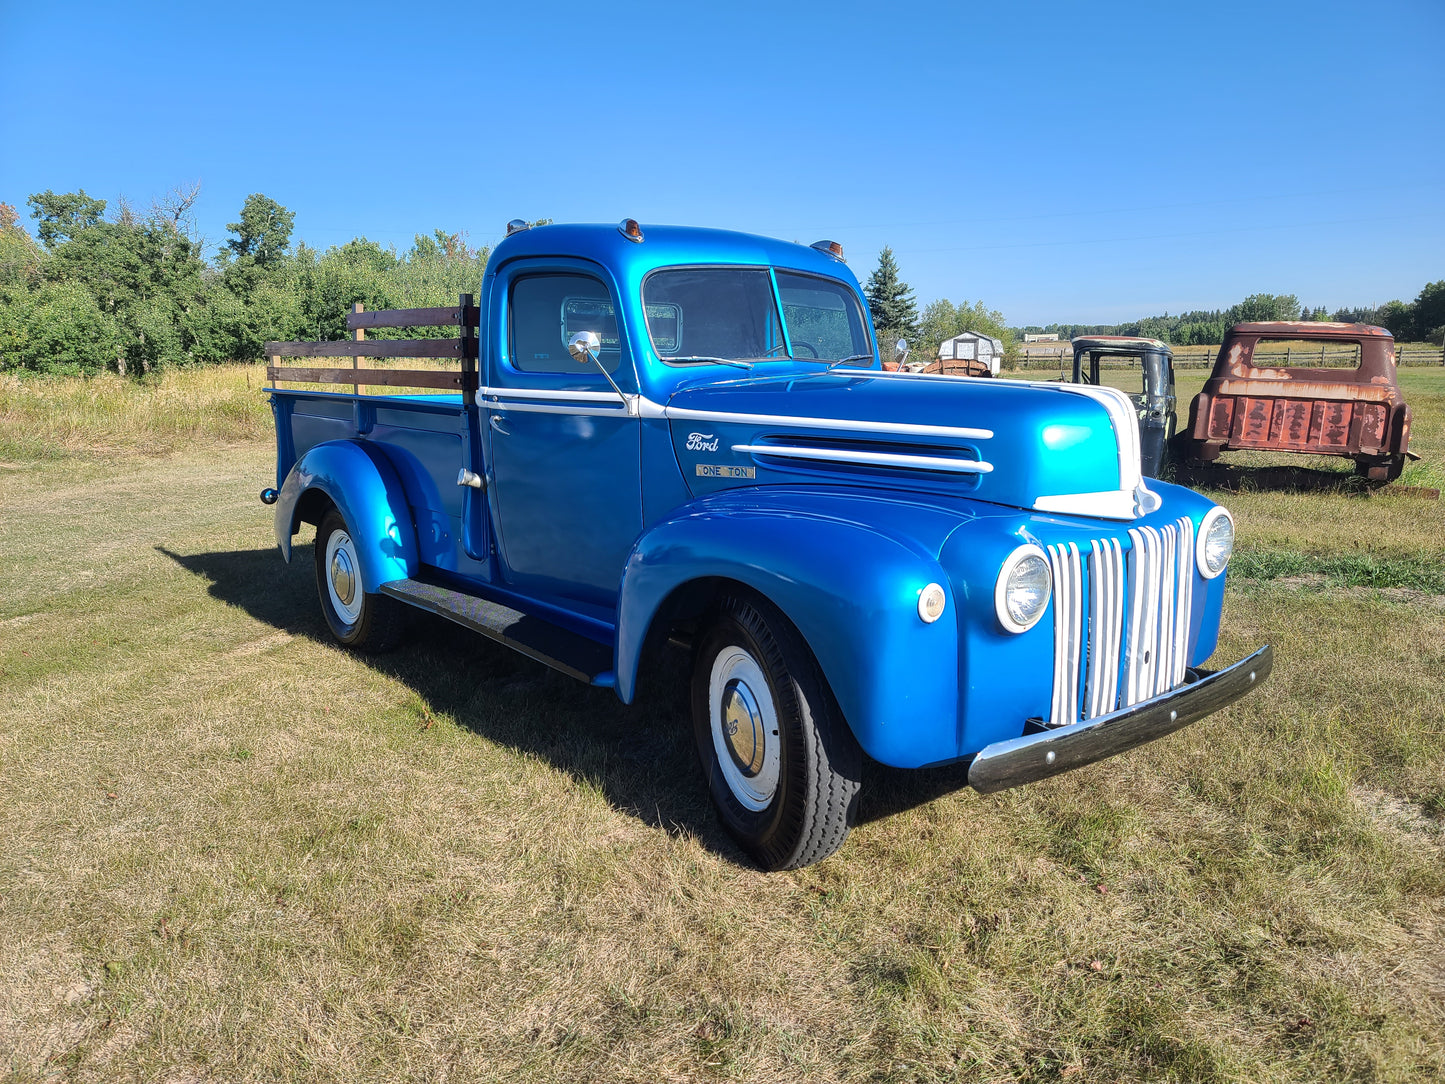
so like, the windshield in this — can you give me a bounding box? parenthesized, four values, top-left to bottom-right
(643, 267, 873, 364)
(775, 271, 872, 362)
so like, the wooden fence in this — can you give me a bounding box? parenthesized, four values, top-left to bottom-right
(1015, 343, 1445, 372)
(265, 293, 479, 399)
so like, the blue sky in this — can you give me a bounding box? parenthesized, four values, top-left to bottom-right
(2, 0, 1441, 326)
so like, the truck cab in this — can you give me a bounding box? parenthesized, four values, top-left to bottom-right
(265, 221, 1270, 869)
(1070, 335, 1176, 479)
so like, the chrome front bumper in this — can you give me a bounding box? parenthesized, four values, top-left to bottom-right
(967, 645, 1273, 794)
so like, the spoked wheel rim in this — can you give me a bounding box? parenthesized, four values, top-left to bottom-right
(708, 646, 781, 811)
(325, 529, 363, 626)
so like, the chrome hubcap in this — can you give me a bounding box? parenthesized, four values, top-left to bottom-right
(330, 548, 356, 607)
(722, 680, 766, 776)
(324, 529, 363, 626)
(709, 647, 781, 811)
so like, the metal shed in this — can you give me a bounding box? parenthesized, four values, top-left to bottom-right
(924, 331, 1004, 377)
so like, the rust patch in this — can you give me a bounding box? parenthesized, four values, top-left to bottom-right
(1206, 396, 1233, 440)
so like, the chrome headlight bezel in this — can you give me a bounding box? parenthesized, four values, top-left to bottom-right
(1196, 506, 1234, 579)
(995, 543, 1052, 634)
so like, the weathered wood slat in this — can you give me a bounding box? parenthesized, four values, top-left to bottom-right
(351, 303, 364, 391)
(266, 366, 474, 390)
(346, 305, 481, 331)
(264, 339, 466, 359)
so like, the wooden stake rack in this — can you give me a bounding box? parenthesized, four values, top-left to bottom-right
(266, 292, 479, 399)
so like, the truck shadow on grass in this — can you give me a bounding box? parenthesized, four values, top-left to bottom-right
(159, 543, 980, 866)
(1171, 462, 1439, 499)
(1171, 462, 1368, 493)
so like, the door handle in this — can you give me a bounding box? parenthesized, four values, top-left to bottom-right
(489, 415, 509, 435)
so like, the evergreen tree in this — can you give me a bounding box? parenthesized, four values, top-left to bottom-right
(864, 245, 918, 339)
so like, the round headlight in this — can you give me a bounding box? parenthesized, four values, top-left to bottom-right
(995, 544, 1052, 633)
(1196, 507, 1234, 579)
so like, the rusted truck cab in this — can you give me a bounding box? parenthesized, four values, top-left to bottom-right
(1071, 336, 1176, 479)
(1184, 322, 1414, 482)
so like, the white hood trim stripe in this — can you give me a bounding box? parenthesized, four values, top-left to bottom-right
(665, 405, 993, 441)
(733, 443, 994, 474)
(840, 369, 1154, 519)
(482, 375, 1150, 520)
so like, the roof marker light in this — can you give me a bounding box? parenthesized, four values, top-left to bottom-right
(505, 219, 530, 236)
(619, 218, 645, 243)
(811, 240, 845, 261)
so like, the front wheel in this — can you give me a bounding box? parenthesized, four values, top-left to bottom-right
(691, 593, 861, 870)
(314, 509, 407, 651)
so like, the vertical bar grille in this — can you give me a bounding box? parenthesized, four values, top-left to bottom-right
(1047, 517, 1195, 727)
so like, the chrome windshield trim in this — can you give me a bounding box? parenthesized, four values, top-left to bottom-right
(733, 443, 993, 474)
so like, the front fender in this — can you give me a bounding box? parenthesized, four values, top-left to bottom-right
(616, 504, 962, 768)
(273, 440, 418, 593)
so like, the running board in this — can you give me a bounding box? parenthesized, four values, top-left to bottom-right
(379, 578, 614, 685)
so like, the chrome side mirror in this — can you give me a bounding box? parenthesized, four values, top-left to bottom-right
(568, 330, 600, 364)
(894, 338, 910, 366)
(566, 329, 633, 411)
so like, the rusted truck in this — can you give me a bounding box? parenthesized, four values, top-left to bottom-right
(1183, 322, 1416, 482)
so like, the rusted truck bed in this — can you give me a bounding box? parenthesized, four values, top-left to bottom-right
(1183, 322, 1415, 481)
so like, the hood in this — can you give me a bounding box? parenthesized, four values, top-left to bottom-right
(662, 370, 1157, 521)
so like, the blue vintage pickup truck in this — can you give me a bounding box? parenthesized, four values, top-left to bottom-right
(263, 220, 1271, 870)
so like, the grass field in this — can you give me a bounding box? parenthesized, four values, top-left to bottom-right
(1, 365, 1443, 1082)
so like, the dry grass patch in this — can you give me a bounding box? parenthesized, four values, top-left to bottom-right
(1, 377, 1443, 1081)
(0, 366, 272, 461)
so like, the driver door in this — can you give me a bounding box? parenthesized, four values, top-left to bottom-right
(482, 262, 642, 609)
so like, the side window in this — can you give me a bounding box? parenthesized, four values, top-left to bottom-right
(509, 273, 622, 374)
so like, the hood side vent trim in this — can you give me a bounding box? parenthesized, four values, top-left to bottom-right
(734, 443, 993, 475)
(665, 406, 993, 442)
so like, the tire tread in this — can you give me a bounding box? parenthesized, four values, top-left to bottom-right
(698, 591, 861, 870)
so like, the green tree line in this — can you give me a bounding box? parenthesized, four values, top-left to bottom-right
(863, 243, 1444, 363)
(5, 191, 1438, 379)
(0, 188, 489, 376)
(1013, 286, 1445, 347)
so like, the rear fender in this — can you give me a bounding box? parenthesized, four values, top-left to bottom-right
(616, 506, 961, 767)
(273, 440, 418, 592)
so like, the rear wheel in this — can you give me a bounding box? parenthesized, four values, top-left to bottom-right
(314, 509, 407, 651)
(691, 593, 861, 870)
